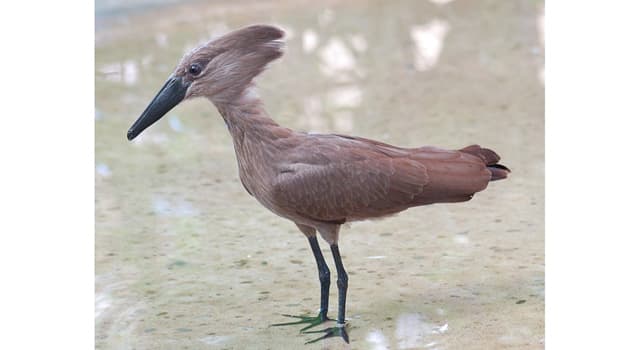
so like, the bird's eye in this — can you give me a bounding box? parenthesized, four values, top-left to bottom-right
(188, 63, 202, 76)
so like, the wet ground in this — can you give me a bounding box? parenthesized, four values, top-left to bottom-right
(95, 0, 544, 348)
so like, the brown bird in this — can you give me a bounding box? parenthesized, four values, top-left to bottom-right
(127, 25, 509, 344)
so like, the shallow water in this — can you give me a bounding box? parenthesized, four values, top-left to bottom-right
(95, 0, 544, 348)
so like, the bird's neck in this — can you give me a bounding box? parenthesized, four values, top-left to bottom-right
(210, 88, 294, 180)
(211, 88, 292, 146)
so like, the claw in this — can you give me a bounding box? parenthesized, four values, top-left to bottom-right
(303, 324, 349, 344)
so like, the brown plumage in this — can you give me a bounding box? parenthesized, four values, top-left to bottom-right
(127, 25, 510, 344)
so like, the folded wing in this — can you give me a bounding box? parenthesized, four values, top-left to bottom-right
(271, 134, 497, 223)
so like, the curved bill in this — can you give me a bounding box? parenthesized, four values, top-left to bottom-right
(127, 76, 190, 141)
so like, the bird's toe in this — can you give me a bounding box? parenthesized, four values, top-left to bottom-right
(303, 324, 349, 344)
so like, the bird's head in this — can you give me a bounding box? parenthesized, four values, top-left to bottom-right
(127, 24, 284, 141)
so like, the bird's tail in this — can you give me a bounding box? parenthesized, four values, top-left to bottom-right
(459, 145, 510, 181)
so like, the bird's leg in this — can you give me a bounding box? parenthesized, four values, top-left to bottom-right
(303, 243, 349, 344)
(271, 235, 333, 331)
(311, 235, 331, 320)
(332, 243, 348, 327)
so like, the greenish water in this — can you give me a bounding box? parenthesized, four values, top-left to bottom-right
(96, 0, 544, 348)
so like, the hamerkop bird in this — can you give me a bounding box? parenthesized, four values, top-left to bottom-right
(127, 25, 509, 344)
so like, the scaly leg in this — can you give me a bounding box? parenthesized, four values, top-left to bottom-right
(304, 243, 349, 344)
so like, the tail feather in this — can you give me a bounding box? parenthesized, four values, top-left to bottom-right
(487, 164, 510, 181)
(459, 144, 510, 181)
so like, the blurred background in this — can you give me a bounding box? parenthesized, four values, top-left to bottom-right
(96, 0, 544, 348)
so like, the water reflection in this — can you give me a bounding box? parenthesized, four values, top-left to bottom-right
(302, 29, 318, 53)
(327, 85, 362, 109)
(123, 60, 138, 85)
(95, 292, 111, 319)
(411, 20, 450, 72)
(320, 37, 359, 80)
(366, 329, 390, 350)
(454, 233, 470, 245)
(199, 335, 231, 346)
(99, 63, 121, 82)
(364, 312, 449, 349)
(313, 32, 366, 133)
(349, 33, 368, 53)
(141, 54, 153, 68)
(396, 313, 447, 349)
(96, 163, 112, 177)
(167, 115, 183, 132)
(151, 196, 198, 217)
(98, 60, 139, 85)
(154, 33, 168, 48)
(317, 8, 334, 26)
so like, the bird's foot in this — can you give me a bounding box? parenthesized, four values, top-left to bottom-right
(270, 312, 333, 332)
(303, 323, 350, 344)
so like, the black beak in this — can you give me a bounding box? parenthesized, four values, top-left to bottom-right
(127, 76, 190, 141)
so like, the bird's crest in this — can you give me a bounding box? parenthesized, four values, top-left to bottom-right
(177, 25, 285, 103)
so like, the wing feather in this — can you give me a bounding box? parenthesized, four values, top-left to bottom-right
(270, 133, 493, 223)
(272, 137, 429, 222)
